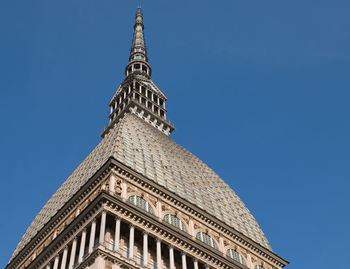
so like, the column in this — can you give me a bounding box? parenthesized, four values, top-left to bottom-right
(121, 182, 127, 200)
(53, 255, 59, 269)
(246, 252, 253, 269)
(143, 231, 148, 266)
(114, 217, 121, 251)
(204, 265, 210, 269)
(60, 247, 68, 269)
(193, 258, 199, 269)
(169, 245, 175, 269)
(156, 239, 162, 269)
(68, 237, 77, 269)
(88, 218, 97, 254)
(99, 211, 106, 244)
(181, 252, 187, 269)
(46, 263, 51, 269)
(129, 224, 135, 259)
(156, 200, 162, 219)
(78, 228, 87, 263)
(189, 219, 194, 237)
(109, 174, 115, 194)
(219, 237, 224, 254)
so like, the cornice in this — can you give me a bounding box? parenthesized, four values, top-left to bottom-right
(26, 195, 103, 269)
(101, 191, 245, 269)
(6, 161, 113, 269)
(108, 157, 289, 267)
(8, 157, 288, 269)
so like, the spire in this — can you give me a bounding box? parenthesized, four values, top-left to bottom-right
(125, 6, 152, 78)
(102, 7, 174, 138)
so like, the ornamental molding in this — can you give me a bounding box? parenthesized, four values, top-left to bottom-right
(7, 157, 288, 269)
(109, 158, 287, 267)
(7, 160, 113, 269)
(26, 198, 102, 269)
(102, 192, 243, 269)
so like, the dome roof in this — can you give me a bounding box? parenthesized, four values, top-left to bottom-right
(11, 113, 270, 260)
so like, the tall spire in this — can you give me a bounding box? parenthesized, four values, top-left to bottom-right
(125, 6, 152, 78)
(102, 7, 174, 138)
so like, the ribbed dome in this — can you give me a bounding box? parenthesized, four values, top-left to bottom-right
(11, 113, 270, 260)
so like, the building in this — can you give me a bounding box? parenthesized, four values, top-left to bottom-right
(7, 7, 288, 269)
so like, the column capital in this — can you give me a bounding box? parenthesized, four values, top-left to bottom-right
(143, 230, 149, 235)
(129, 223, 135, 229)
(168, 244, 174, 250)
(156, 238, 162, 243)
(115, 216, 121, 221)
(82, 227, 87, 232)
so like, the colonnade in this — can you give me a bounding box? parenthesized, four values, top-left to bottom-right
(45, 211, 210, 269)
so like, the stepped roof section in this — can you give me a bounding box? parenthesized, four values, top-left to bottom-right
(10, 6, 271, 262)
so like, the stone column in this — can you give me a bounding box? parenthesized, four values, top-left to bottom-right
(189, 219, 194, 237)
(121, 181, 127, 200)
(46, 263, 51, 269)
(68, 237, 77, 269)
(143, 231, 148, 266)
(114, 217, 121, 251)
(60, 247, 68, 269)
(247, 252, 253, 269)
(78, 228, 87, 263)
(52, 255, 59, 269)
(181, 252, 187, 269)
(169, 245, 175, 269)
(99, 211, 106, 245)
(129, 224, 135, 259)
(109, 173, 115, 195)
(88, 218, 97, 254)
(219, 237, 224, 253)
(156, 200, 162, 219)
(156, 238, 162, 269)
(193, 258, 199, 269)
(204, 264, 210, 269)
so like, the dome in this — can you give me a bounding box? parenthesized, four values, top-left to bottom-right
(11, 113, 270, 260)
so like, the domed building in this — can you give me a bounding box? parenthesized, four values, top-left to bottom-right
(7, 7, 288, 269)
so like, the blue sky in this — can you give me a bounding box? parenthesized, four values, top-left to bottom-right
(1, 1, 349, 268)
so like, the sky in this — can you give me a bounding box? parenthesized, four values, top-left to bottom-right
(0, 0, 349, 268)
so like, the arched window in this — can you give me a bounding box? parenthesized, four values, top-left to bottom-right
(227, 249, 246, 266)
(255, 266, 265, 269)
(163, 214, 187, 232)
(196, 232, 218, 250)
(127, 195, 154, 214)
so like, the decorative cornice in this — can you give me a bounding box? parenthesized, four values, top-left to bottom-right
(6, 161, 112, 269)
(102, 191, 244, 269)
(8, 157, 288, 269)
(108, 157, 289, 267)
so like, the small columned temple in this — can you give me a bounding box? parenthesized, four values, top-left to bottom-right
(7, 7, 288, 269)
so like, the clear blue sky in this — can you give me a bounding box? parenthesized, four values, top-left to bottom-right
(1, 1, 349, 268)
